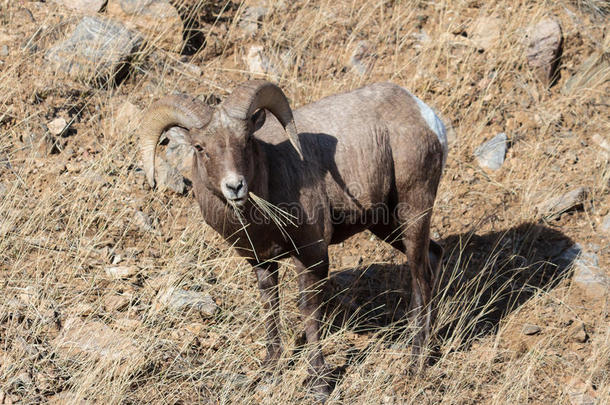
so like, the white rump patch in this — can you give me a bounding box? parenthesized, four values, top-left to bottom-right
(405, 89, 448, 168)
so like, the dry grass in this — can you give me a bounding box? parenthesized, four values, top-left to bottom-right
(0, 0, 608, 403)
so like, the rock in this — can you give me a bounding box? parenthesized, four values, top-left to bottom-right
(156, 157, 186, 194)
(412, 30, 431, 50)
(474, 132, 507, 170)
(0, 183, 6, 199)
(239, 6, 268, 35)
(47, 117, 68, 136)
(115, 317, 142, 330)
(155, 287, 218, 317)
(21, 131, 55, 157)
(572, 250, 609, 298)
(103, 293, 132, 312)
(535, 187, 589, 219)
(13, 7, 36, 26)
(52, 0, 107, 13)
(105, 265, 138, 279)
(569, 322, 588, 343)
(601, 214, 610, 234)
(133, 210, 154, 233)
(245, 45, 278, 77)
(164, 126, 194, 178)
(113, 100, 142, 136)
(470, 16, 502, 50)
(17, 286, 37, 306)
(521, 323, 541, 335)
(563, 52, 609, 96)
(591, 134, 609, 153)
(72, 302, 97, 317)
(47, 391, 88, 405)
(45, 16, 142, 85)
(111, 253, 122, 264)
(349, 40, 376, 75)
(53, 317, 138, 361)
(565, 377, 597, 405)
(0, 44, 8, 57)
(525, 18, 562, 85)
(342, 255, 362, 268)
(12, 371, 33, 389)
(107, 0, 182, 52)
(175, 61, 202, 76)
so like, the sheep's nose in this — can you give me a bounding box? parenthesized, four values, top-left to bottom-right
(226, 179, 243, 194)
(221, 174, 248, 204)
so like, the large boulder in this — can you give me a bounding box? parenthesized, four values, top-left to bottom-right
(45, 16, 142, 85)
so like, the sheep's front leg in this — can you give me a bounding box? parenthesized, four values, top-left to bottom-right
(293, 250, 331, 397)
(253, 261, 282, 370)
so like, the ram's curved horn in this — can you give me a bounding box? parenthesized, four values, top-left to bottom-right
(221, 80, 303, 159)
(140, 95, 212, 187)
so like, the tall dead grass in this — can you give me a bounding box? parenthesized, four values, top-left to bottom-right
(0, 0, 608, 403)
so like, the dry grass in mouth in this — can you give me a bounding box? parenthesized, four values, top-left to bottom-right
(1, 0, 609, 403)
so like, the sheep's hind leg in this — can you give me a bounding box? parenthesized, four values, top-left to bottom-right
(395, 200, 437, 369)
(252, 260, 282, 371)
(370, 221, 443, 337)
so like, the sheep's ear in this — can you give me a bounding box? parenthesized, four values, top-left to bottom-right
(251, 108, 266, 132)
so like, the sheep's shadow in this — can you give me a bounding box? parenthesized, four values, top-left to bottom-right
(322, 222, 577, 344)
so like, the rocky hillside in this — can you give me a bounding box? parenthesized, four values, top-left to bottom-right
(0, 0, 608, 403)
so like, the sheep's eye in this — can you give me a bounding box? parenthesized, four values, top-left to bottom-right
(194, 144, 204, 152)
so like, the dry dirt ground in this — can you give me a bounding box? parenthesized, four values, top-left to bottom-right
(0, 0, 609, 404)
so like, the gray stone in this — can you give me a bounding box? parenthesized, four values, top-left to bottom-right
(569, 322, 588, 343)
(572, 250, 609, 298)
(525, 18, 562, 85)
(113, 100, 142, 135)
(53, 317, 138, 361)
(566, 377, 597, 405)
(120, 0, 175, 17)
(350, 40, 376, 75)
(176, 61, 202, 76)
(105, 265, 138, 279)
(245, 45, 278, 77)
(103, 293, 132, 312)
(45, 16, 142, 84)
(53, 0, 107, 13)
(592, 134, 609, 153)
(133, 210, 154, 233)
(21, 131, 55, 157)
(470, 16, 502, 50)
(535, 187, 589, 219)
(155, 287, 218, 317)
(111, 253, 122, 264)
(0, 45, 8, 57)
(601, 214, 610, 234)
(0, 183, 6, 199)
(239, 6, 268, 35)
(521, 323, 541, 335)
(474, 132, 507, 170)
(47, 117, 68, 136)
(342, 255, 362, 268)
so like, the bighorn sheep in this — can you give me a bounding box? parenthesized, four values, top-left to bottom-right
(140, 80, 447, 395)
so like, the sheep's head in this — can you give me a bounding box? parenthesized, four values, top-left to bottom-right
(139, 80, 303, 207)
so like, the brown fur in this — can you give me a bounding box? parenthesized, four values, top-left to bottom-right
(166, 82, 445, 396)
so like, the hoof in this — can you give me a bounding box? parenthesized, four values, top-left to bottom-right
(305, 374, 332, 403)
